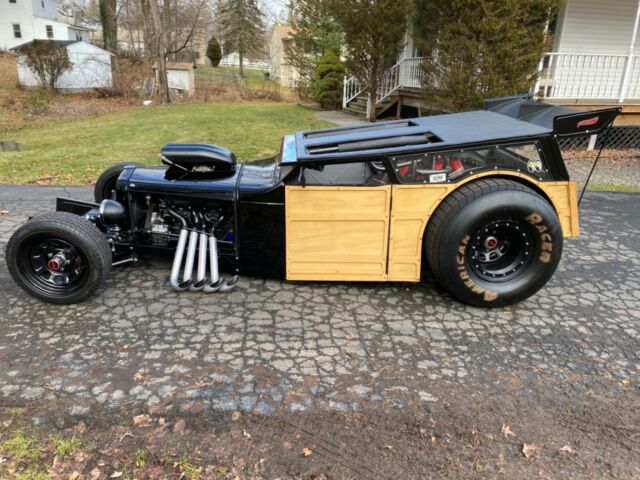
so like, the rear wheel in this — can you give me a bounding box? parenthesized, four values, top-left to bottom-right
(94, 162, 142, 203)
(6, 212, 112, 304)
(425, 178, 563, 307)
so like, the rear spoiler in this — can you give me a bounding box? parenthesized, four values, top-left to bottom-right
(484, 94, 621, 137)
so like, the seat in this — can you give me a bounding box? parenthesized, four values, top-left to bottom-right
(160, 144, 236, 173)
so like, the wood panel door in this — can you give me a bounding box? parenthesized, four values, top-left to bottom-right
(285, 185, 391, 281)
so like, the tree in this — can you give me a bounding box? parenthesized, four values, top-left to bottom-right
(139, 0, 209, 103)
(140, 0, 171, 103)
(314, 49, 344, 109)
(217, 0, 264, 77)
(206, 36, 222, 66)
(286, 0, 341, 98)
(413, 0, 562, 112)
(331, 0, 412, 121)
(19, 40, 72, 91)
(99, 0, 118, 64)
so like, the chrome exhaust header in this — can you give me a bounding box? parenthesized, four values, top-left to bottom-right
(167, 209, 238, 294)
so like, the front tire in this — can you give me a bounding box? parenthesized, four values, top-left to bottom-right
(94, 162, 143, 203)
(425, 178, 563, 307)
(6, 212, 112, 304)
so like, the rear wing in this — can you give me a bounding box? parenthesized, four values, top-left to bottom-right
(485, 94, 620, 137)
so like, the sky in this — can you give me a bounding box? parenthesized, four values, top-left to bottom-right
(260, 0, 289, 25)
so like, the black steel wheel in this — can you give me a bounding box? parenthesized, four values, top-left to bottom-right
(425, 178, 563, 307)
(6, 212, 112, 304)
(94, 162, 143, 203)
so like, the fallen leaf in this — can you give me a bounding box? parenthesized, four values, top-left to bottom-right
(559, 444, 574, 454)
(69, 471, 81, 480)
(346, 334, 357, 340)
(0, 210, 9, 216)
(110, 472, 123, 479)
(522, 443, 543, 459)
(133, 414, 151, 427)
(383, 445, 393, 450)
(301, 447, 312, 457)
(231, 411, 241, 421)
(243, 429, 252, 440)
(501, 424, 516, 437)
(89, 467, 102, 480)
(173, 418, 186, 434)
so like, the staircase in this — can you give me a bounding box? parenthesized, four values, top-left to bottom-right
(342, 57, 424, 120)
(343, 94, 395, 119)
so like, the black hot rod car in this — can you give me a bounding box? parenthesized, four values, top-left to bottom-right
(5, 94, 619, 307)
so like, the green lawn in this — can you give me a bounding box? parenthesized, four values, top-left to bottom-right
(0, 103, 330, 185)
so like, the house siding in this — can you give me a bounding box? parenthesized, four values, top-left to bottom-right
(0, 0, 72, 49)
(16, 41, 112, 89)
(556, 0, 640, 54)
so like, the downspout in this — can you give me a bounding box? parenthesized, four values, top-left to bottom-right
(617, 0, 640, 104)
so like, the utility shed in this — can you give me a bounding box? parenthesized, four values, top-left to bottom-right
(11, 40, 113, 91)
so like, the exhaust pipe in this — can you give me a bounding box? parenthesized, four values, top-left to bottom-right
(189, 232, 209, 291)
(181, 230, 198, 289)
(167, 210, 239, 294)
(203, 233, 224, 293)
(168, 209, 191, 291)
(219, 274, 239, 292)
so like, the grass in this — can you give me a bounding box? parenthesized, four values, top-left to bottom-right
(0, 103, 330, 185)
(1, 431, 43, 463)
(49, 434, 81, 458)
(585, 183, 640, 193)
(0, 431, 52, 480)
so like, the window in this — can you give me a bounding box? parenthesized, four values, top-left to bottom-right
(12, 24, 21, 38)
(41, 0, 44, 7)
(391, 142, 550, 184)
(46, 25, 53, 38)
(9, 0, 17, 4)
(293, 162, 388, 186)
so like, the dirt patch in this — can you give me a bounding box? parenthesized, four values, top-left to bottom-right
(2, 380, 638, 479)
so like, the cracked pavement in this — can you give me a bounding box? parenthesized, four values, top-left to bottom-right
(0, 185, 638, 419)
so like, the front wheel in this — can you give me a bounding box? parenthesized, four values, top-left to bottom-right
(6, 212, 112, 304)
(425, 178, 563, 307)
(94, 162, 143, 203)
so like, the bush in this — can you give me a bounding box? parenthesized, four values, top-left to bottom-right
(313, 49, 344, 110)
(206, 37, 222, 67)
(18, 40, 71, 91)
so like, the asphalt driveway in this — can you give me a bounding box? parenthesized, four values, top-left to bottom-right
(0, 185, 638, 419)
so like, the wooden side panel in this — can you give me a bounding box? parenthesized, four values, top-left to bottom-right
(285, 186, 391, 281)
(388, 186, 450, 281)
(539, 181, 580, 237)
(387, 175, 580, 282)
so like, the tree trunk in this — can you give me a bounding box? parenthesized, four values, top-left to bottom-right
(141, 0, 171, 103)
(367, 74, 378, 122)
(99, 0, 118, 70)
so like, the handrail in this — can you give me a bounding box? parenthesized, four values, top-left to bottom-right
(343, 57, 425, 109)
(532, 51, 640, 102)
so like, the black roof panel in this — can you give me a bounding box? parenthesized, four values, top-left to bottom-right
(289, 110, 552, 164)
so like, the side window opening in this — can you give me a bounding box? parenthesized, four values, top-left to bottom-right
(391, 142, 549, 184)
(289, 162, 389, 186)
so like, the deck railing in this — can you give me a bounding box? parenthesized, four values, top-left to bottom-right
(533, 52, 640, 102)
(342, 57, 424, 110)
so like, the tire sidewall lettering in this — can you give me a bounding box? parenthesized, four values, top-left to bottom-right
(526, 212, 553, 263)
(456, 234, 499, 302)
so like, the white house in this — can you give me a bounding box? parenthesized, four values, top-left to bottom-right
(269, 25, 298, 88)
(344, 0, 640, 125)
(0, 0, 90, 51)
(12, 40, 112, 90)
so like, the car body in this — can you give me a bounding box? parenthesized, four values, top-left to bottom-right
(6, 94, 620, 306)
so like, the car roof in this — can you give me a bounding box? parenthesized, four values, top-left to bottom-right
(284, 110, 553, 165)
